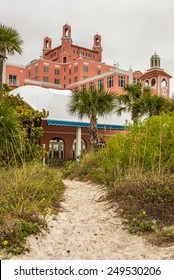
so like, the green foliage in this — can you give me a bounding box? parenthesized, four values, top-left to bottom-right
(62, 160, 78, 178)
(0, 163, 65, 254)
(116, 83, 174, 123)
(0, 24, 23, 99)
(65, 112, 174, 244)
(68, 87, 117, 149)
(1, 90, 47, 164)
(0, 102, 22, 164)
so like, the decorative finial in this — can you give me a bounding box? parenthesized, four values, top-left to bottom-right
(129, 65, 132, 71)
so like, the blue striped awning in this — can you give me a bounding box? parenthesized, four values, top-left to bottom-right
(47, 120, 124, 130)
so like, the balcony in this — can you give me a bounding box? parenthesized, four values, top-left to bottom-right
(8, 79, 20, 86)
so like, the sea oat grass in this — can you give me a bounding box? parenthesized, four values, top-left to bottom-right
(0, 163, 65, 254)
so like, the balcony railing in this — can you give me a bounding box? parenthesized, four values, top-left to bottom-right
(24, 79, 62, 89)
(8, 79, 20, 86)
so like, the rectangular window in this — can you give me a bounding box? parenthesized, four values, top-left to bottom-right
(107, 76, 113, 88)
(54, 78, 59, 84)
(74, 76, 78, 82)
(98, 70, 101, 75)
(81, 84, 86, 90)
(74, 66, 78, 73)
(69, 69, 71, 75)
(43, 67, 49, 73)
(98, 79, 104, 89)
(55, 69, 60, 75)
(83, 66, 88, 73)
(35, 77, 39, 81)
(43, 76, 49, 82)
(133, 78, 140, 84)
(118, 76, 125, 87)
(64, 67, 66, 72)
(83, 76, 88, 80)
(69, 79, 71, 84)
(9, 74, 17, 85)
(89, 82, 95, 89)
(35, 67, 38, 74)
(64, 76, 66, 80)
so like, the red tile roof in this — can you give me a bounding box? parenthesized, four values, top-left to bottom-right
(140, 69, 172, 79)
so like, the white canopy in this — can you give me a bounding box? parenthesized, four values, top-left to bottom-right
(10, 85, 131, 129)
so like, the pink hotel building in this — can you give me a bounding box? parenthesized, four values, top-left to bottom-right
(3, 24, 172, 98)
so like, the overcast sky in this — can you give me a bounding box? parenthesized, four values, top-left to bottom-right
(1, 0, 174, 94)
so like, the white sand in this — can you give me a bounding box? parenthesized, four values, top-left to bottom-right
(1, 179, 174, 260)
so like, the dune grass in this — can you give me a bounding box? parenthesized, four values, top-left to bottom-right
(0, 163, 65, 255)
(63, 113, 174, 245)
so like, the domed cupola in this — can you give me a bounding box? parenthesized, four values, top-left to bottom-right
(150, 52, 161, 69)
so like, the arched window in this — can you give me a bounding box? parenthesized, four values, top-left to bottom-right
(65, 28, 68, 37)
(151, 78, 156, 87)
(96, 37, 100, 46)
(49, 137, 64, 159)
(161, 78, 167, 88)
(63, 57, 67, 63)
(45, 40, 49, 49)
(145, 80, 149, 87)
(72, 139, 86, 159)
(161, 78, 167, 97)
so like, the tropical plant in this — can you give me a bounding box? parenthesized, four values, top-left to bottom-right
(0, 102, 21, 164)
(68, 87, 117, 149)
(116, 83, 172, 123)
(2, 90, 47, 162)
(0, 24, 23, 99)
(115, 83, 145, 123)
(135, 90, 171, 117)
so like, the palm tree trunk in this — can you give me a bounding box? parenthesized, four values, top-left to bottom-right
(0, 58, 4, 101)
(89, 114, 98, 150)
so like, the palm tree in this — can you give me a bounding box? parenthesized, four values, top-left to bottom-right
(116, 83, 171, 123)
(68, 87, 117, 150)
(136, 91, 170, 117)
(0, 24, 23, 99)
(116, 83, 151, 123)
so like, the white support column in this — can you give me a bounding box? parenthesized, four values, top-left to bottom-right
(128, 66, 133, 84)
(51, 142, 54, 159)
(75, 127, 82, 160)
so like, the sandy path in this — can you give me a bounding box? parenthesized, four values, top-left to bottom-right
(3, 180, 174, 260)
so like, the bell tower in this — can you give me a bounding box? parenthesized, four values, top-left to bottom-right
(150, 52, 161, 69)
(61, 24, 72, 43)
(42, 37, 52, 59)
(93, 34, 102, 62)
(60, 24, 72, 63)
(140, 53, 172, 98)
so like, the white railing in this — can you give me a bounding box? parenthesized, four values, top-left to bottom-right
(24, 79, 62, 89)
(8, 79, 20, 86)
